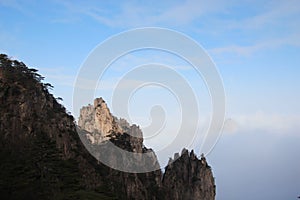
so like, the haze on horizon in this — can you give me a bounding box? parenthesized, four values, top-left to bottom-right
(1, 0, 299, 199)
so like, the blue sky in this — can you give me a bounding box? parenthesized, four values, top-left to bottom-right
(1, 0, 300, 199)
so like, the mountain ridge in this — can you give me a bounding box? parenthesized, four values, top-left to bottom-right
(0, 54, 215, 200)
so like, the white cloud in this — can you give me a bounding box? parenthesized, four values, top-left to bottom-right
(205, 0, 300, 56)
(57, 0, 229, 28)
(229, 0, 300, 30)
(209, 33, 300, 56)
(56, 0, 300, 57)
(209, 44, 263, 57)
(224, 111, 300, 135)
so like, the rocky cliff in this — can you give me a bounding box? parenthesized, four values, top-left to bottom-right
(78, 98, 163, 199)
(163, 149, 216, 200)
(0, 54, 116, 199)
(78, 98, 123, 143)
(0, 54, 216, 200)
(78, 96, 216, 200)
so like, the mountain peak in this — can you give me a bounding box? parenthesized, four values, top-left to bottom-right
(0, 54, 216, 200)
(78, 97, 123, 144)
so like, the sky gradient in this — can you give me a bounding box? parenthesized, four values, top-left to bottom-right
(1, 0, 300, 199)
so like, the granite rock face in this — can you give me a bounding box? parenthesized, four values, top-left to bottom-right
(78, 98, 163, 199)
(78, 98, 123, 143)
(0, 54, 216, 200)
(163, 149, 216, 200)
(78, 98, 144, 152)
(78, 97, 216, 200)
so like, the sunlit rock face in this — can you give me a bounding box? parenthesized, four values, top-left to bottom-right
(78, 98, 216, 200)
(78, 98, 163, 199)
(78, 97, 123, 144)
